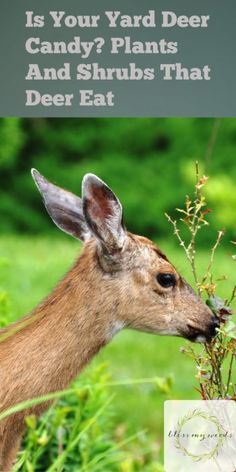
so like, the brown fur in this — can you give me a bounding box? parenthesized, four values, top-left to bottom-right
(0, 233, 214, 470)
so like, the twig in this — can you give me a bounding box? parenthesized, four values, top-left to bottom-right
(201, 230, 225, 289)
(165, 213, 200, 291)
(226, 354, 235, 396)
(227, 285, 236, 306)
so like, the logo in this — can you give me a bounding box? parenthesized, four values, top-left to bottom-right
(165, 400, 236, 472)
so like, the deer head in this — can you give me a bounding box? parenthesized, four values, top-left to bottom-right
(32, 169, 218, 343)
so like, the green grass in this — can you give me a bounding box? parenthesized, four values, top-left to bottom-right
(0, 234, 235, 460)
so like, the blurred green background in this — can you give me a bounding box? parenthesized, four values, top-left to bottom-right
(0, 118, 235, 469)
(0, 117, 235, 242)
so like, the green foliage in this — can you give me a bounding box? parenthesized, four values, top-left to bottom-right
(0, 118, 25, 168)
(0, 118, 235, 243)
(15, 364, 124, 471)
(12, 364, 166, 471)
(0, 258, 11, 326)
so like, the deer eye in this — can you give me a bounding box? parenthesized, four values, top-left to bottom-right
(156, 273, 176, 288)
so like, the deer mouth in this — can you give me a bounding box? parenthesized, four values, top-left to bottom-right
(185, 323, 216, 343)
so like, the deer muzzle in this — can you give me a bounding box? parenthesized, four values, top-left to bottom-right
(185, 315, 220, 343)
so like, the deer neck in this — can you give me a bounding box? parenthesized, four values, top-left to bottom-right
(1, 242, 121, 396)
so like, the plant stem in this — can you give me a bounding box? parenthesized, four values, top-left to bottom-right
(226, 354, 235, 396)
(201, 230, 224, 289)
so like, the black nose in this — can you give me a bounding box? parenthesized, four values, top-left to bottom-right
(208, 316, 220, 337)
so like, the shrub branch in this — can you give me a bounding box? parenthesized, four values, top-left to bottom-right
(166, 163, 236, 400)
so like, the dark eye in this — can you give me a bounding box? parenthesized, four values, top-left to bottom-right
(156, 273, 176, 288)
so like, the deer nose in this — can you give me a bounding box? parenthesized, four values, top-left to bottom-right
(208, 316, 220, 337)
(186, 315, 220, 343)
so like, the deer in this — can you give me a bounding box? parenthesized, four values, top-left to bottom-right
(0, 170, 219, 471)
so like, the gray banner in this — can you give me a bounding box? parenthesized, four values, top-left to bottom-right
(0, 0, 235, 117)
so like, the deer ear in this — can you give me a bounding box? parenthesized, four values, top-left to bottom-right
(31, 169, 91, 242)
(82, 174, 126, 254)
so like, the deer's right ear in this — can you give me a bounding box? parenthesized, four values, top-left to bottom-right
(82, 173, 126, 254)
(31, 169, 91, 242)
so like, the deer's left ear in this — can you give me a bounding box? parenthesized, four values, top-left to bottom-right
(82, 174, 126, 254)
(31, 169, 91, 242)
